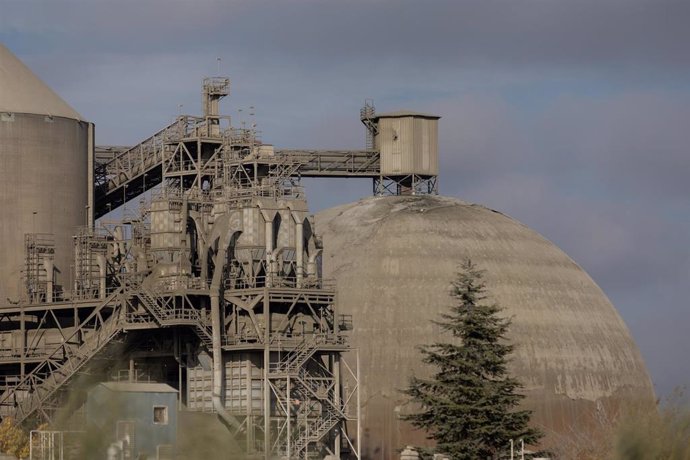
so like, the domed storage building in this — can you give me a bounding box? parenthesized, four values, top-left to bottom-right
(0, 44, 93, 305)
(316, 194, 654, 456)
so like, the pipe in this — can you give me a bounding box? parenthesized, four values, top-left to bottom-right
(181, 197, 189, 248)
(265, 219, 274, 287)
(96, 254, 107, 299)
(209, 227, 242, 433)
(295, 219, 304, 287)
(307, 248, 322, 278)
(42, 259, 53, 303)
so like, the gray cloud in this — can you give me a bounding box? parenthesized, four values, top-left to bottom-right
(4, 0, 690, 75)
(2, 0, 688, 396)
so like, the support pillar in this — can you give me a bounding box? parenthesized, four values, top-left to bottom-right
(265, 219, 274, 287)
(263, 292, 271, 459)
(295, 219, 304, 287)
(334, 353, 341, 459)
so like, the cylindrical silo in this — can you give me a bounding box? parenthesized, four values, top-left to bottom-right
(0, 44, 92, 305)
(316, 195, 655, 457)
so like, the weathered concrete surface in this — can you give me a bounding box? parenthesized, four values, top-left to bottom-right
(316, 195, 654, 457)
(0, 44, 83, 120)
(0, 45, 89, 305)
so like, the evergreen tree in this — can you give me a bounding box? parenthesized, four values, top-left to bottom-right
(403, 260, 542, 460)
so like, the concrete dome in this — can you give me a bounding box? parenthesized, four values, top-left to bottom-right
(315, 194, 653, 455)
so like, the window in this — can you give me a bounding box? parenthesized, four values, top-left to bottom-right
(153, 406, 168, 425)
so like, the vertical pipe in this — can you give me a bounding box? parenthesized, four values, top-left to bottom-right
(20, 308, 25, 379)
(263, 293, 271, 459)
(181, 198, 189, 249)
(265, 219, 274, 287)
(307, 252, 320, 278)
(287, 375, 291, 459)
(295, 219, 303, 287)
(197, 139, 202, 192)
(357, 350, 361, 460)
(87, 123, 95, 230)
(209, 230, 242, 433)
(334, 353, 341, 459)
(96, 254, 106, 299)
(43, 259, 54, 303)
(129, 358, 135, 383)
(200, 246, 208, 286)
(211, 291, 243, 429)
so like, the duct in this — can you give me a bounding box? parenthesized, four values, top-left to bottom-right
(95, 254, 107, 299)
(264, 219, 274, 286)
(112, 226, 126, 261)
(307, 248, 322, 277)
(181, 197, 189, 248)
(208, 219, 242, 433)
(294, 214, 304, 287)
(42, 259, 53, 303)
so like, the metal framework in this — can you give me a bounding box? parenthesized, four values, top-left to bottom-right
(23, 234, 55, 304)
(93, 100, 439, 220)
(1, 77, 361, 459)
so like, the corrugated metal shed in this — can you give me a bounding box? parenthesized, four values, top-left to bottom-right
(375, 112, 439, 176)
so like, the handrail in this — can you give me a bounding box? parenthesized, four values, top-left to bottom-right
(0, 286, 125, 422)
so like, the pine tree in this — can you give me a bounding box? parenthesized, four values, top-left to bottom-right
(404, 260, 542, 460)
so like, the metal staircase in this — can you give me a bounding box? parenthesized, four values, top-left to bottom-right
(290, 406, 342, 459)
(270, 335, 345, 459)
(272, 335, 327, 375)
(136, 289, 214, 349)
(0, 288, 125, 424)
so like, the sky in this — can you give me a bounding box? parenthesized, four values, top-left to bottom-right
(1, 0, 688, 399)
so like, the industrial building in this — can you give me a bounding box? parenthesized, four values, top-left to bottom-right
(0, 42, 654, 459)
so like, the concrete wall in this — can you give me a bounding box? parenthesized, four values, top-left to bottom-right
(316, 195, 654, 458)
(0, 113, 89, 305)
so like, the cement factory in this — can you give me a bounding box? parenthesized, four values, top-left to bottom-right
(0, 43, 654, 459)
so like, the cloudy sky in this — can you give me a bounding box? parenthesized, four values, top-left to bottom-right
(2, 0, 688, 398)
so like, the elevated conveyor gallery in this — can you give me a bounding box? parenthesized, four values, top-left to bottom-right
(94, 103, 439, 218)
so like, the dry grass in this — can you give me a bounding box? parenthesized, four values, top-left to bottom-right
(613, 389, 690, 460)
(545, 388, 690, 460)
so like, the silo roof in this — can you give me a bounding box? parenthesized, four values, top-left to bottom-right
(372, 110, 440, 120)
(0, 44, 83, 120)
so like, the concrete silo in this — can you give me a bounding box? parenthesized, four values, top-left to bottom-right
(315, 195, 655, 456)
(0, 44, 93, 305)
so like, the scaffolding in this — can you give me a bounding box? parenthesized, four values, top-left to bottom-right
(23, 234, 55, 304)
(1, 77, 362, 460)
